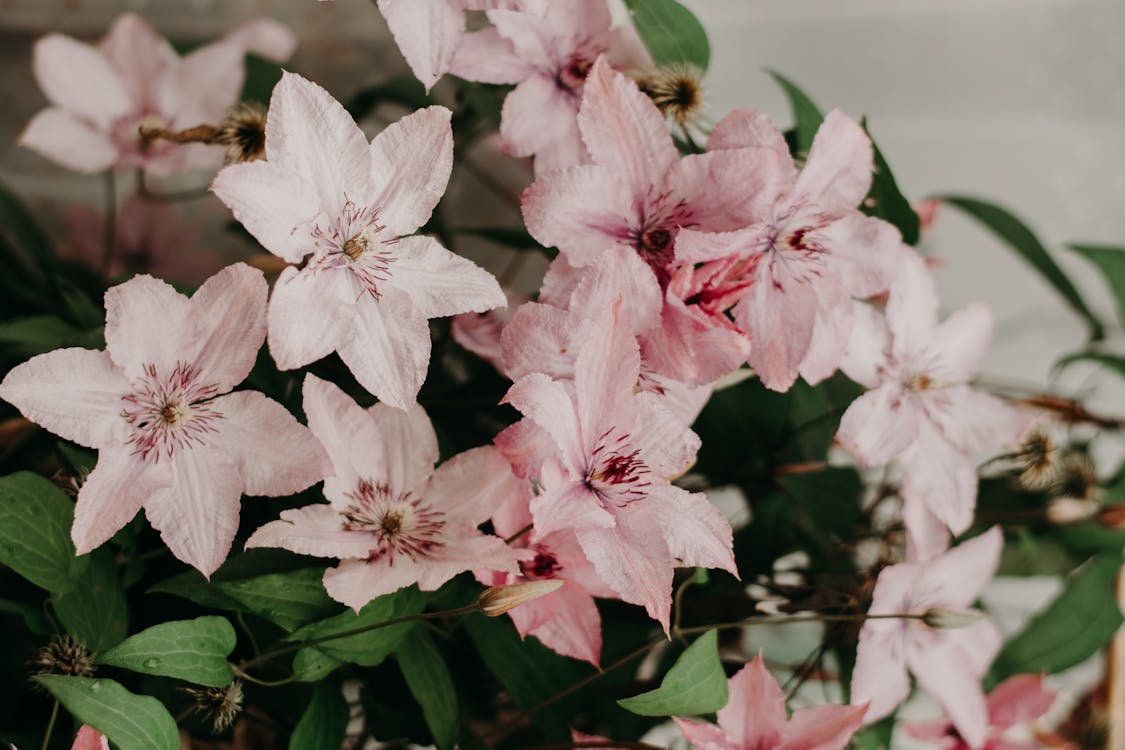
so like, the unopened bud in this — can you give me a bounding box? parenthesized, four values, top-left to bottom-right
(921, 608, 983, 630)
(478, 579, 565, 617)
(1045, 496, 1098, 525)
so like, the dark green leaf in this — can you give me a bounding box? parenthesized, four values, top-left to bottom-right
(1069, 244, 1125, 326)
(289, 680, 350, 750)
(0, 316, 102, 359)
(940, 196, 1103, 340)
(624, 0, 710, 71)
(618, 630, 728, 716)
(862, 123, 920, 245)
(36, 675, 180, 750)
(149, 549, 321, 611)
(988, 555, 1124, 685)
(398, 629, 459, 750)
(849, 715, 896, 750)
(96, 616, 236, 687)
(1055, 351, 1125, 380)
(0, 471, 88, 592)
(217, 567, 340, 632)
(288, 586, 426, 666)
(767, 71, 823, 154)
(53, 548, 128, 653)
(0, 179, 54, 277)
(292, 647, 342, 682)
(241, 53, 284, 105)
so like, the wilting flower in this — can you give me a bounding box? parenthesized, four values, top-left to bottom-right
(674, 653, 867, 750)
(71, 726, 109, 750)
(20, 12, 296, 175)
(0, 264, 327, 575)
(905, 674, 1056, 750)
(212, 72, 505, 408)
(836, 251, 1035, 557)
(852, 527, 1004, 747)
(246, 374, 522, 611)
(501, 299, 736, 629)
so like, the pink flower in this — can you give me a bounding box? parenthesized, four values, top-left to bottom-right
(851, 527, 1005, 748)
(71, 726, 109, 750)
(450, 1, 650, 172)
(20, 12, 296, 175)
(451, 291, 528, 372)
(675, 108, 902, 391)
(212, 72, 505, 409)
(905, 674, 1056, 750)
(674, 653, 867, 750)
(501, 299, 736, 629)
(835, 250, 1035, 557)
(246, 374, 522, 611)
(0, 264, 326, 576)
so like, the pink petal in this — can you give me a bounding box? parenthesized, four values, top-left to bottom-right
(631, 393, 701, 478)
(792, 110, 873, 218)
(427, 446, 524, 527)
(531, 125, 589, 175)
(487, 8, 566, 70)
(419, 531, 521, 587)
(449, 27, 532, 84)
(211, 161, 321, 263)
(738, 270, 819, 392)
(577, 58, 677, 192)
(33, 33, 132, 128)
(520, 165, 634, 266)
(538, 252, 584, 306)
(899, 423, 979, 535)
(932, 303, 994, 384)
(324, 555, 425, 611)
(816, 213, 903, 298)
(302, 373, 388, 487)
(104, 274, 193, 382)
(906, 636, 992, 749)
(798, 276, 852, 386)
(494, 417, 558, 479)
(369, 401, 440, 495)
(146, 450, 243, 577)
(640, 293, 751, 386)
(72, 448, 170, 555)
(388, 235, 504, 317)
(377, 0, 464, 90)
(779, 704, 867, 750)
(916, 527, 1003, 610)
(927, 386, 1035, 456)
(221, 17, 298, 62)
(852, 563, 917, 722)
(836, 384, 919, 467)
(887, 249, 940, 360)
(212, 390, 326, 497)
(672, 718, 732, 750)
(902, 496, 952, 563)
(245, 504, 375, 559)
(569, 245, 662, 333)
(159, 41, 244, 126)
(99, 13, 176, 110)
(718, 655, 787, 747)
(673, 226, 758, 265)
(188, 263, 268, 392)
(267, 266, 354, 369)
(501, 302, 579, 381)
(369, 106, 454, 235)
(510, 581, 602, 666)
(0, 348, 130, 449)
(265, 72, 371, 210)
(839, 301, 890, 390)
(986, 675, 1055, 730)
(71, 725, 110, 750)
(708, 108, 793, 166)
(671, 148, 791, 230)
(19, 108, 119, 173)
(530, 471, 614, 537)
(645, 484, 736, 576)
(503, 374, 584, 473)
(500, 75, 578, 158)
(336, 289, 431, 409)
(574, 300, 641, 444)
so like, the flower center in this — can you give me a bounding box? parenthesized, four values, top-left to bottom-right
(342, 481, 445, 563)
(586, 429, 651, 506)
(121, 362, 222, 462)
(559, 53, 594, 91)
(521, 547, 562, 579)
(308, 198, 397, 299)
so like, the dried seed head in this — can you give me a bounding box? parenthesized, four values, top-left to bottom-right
(1052, 453, 1098, 504)
(215, 103, 268, 164)
(185, 681, 244, 734)
(633, 64, 706, 128)
(30, 635, 94, 680)
(478, 579, 565, 616)
(1014, 430, 1060, 490)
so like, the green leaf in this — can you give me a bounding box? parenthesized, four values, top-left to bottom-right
(1055, 351, 1125, 380)
(36, 675, 180, 750)
(292, 647, 342, 682)
(53, 548, 128, 653)
(767, 71, 823, 154)
(240, 53, 284, 105)
(940, 196, 1103, 340)
(149, 549, 320, 611)
(217, 567, 340, 632)
(1069, 244, 1125, 326)
(618, 630, 728, 716)
(0, 316, 102, 359)
(988, 554, 1124, 685)
(398, 629, 459, 750)
(863, 123, 920, 245)
(0, 471, 88, 592)
(288, 586, 426, 666)
(624, 0, 710, 71)
(289, 680, 350, 750)
(96, 616, 236, 687)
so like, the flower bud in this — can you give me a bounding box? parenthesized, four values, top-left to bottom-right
(478, 580, 565, 617)
(921, 608, 983, 630)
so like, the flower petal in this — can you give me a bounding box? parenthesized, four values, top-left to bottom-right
(932, 303, 994, 384)
(510, 581, 602, 666)
(104, 274, 193, 381)
(388, 235, 504, 318)
(640, 292, 751, 386)
(708, 108, 792, 166)
(793, 110, 872, 218)
(574, 299, 641, 444)
(645, 484, 736, 576)
(323, 556, 424, 611)
(19, 108, 119, 173)
(738, 270, 819, 392)
(851, 574, 913, 721)
(245, 504, 375, 559)
(780, 704, 867, 750)
(899, 422, 979, 536)
(887, 249, 940, 360)
(267, 266, 354, 370)
(530, 470, 613, 537)
(221, 17, 298, 62)
(33, 33, 132, 127)
(927, 385, 1035, 456)
(916, 526, 1003, 610)
(718, 655, 787, 748)
(503, 374, 584, 473)
(336, 289, 430, 409)
(631, 393, 700, 478)
(671, 147, 790, 230)
(500, 75, 578, 158)
(816, 214, 902, 299)
(99, 13, 176, 110)
(839, 301, 890, 390)
(368, 401, 438, 496)
(836, 384, 919, 467)
(520, 165, 634, 266)
(501, 302, 579, 381)
(210, 160, 321, 263)
(72, 448, 170, 555)
(188, 263, 268, 392)
(906, 636, 992, 749)
(427, 446, 523, 527)
(377, 0, 464, 90)
(449, 27, 532, 84)
(158, 40, 244, 126)
(369, 106, 454, 235)
(672, 718, 731, 750)
(987, 674, 1055, 730)
(798, 275, 852, 386)
(569, 245, 662, 333)
(302, 373, 388, 487)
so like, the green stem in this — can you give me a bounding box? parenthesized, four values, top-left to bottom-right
(40, 698, 59, 750)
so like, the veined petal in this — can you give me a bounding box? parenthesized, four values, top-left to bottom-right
(816, 214, 902, 299)
(503, 374, 583, 473)
(632, 393, 700, 478)
(671, 147, 790, 230)
(851, 587, 912, 722)
(708, 108, 793, 166)
(569, 245, 662, 333)
(644, 484, 736, 576)
(368, 401, 438, 496)
(267, 266, 354, 370)
(158, 41, 243, 126)
(302, 373, 387, 486)
(899, 423, 979, 535)
(520, 164, 634, 266)
(72, 448, 170, 555)
(793, 110, 873, 218)
(449, 27, 532, 84)
(510, 581, 602, 666)
(836, 384, 919, 467)
(104, 274, 194, 382)
(388, 235, 504, 318)
(718, 655, 787, 748)
(419, 531, 521, 587)
(33, 33, 132, 127)
(369, 106, 454, 236)
(906, 637, 992, 749)
(188, 263, 268, 392)
(575, 299, 641, 443)
(0, 348, 130, 449)
(640, 293, 751, 386)
(839, 301, 890, 390)
(672, 718, 731, 750)
(530, 468, 613, 537)
(779, 704, 867, 750)
(211, 160, 321, 263)
(494, 417, 558, 479)
(337, 289, 430, 409)
(99, 13, 176, 110)
(738, 270, 819, 392)
(246, 504, 375, 559)
(674, 226, 759, 265)
(927, 385, 1034, 456)
(916, 526, 1002, 610)
(576, 513, 674, 631)
(377, 0, 464, 90)
(427, 446, 524, 527)
(19, 108, 119, 173)
(500, 75, 578, 158)
(798, 275, 852, 386)
(501, 302, 579, 381)
(324, 556, 425, 611)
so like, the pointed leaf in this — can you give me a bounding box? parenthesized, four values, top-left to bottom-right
(288, 586, 426, 666)
(53, 548, 128, 653)
(36, 675, 180, 750)
(292, 646, 342, 682)
(618, 630, 728, 716)
(1069, 244, 1125, 327)
(398, 629, 459, 750)
(0, 316, 102, 359)
(217, 567, 341, 632)
(96, 616, 236, 687)
(624, 0, 710, 71)
(0, 471, 89, 592)
(767, 71, 823, 154)
(289, 680, 350, 750)
(1055, 351, 1125, 380)
(862, 120, 919, 245)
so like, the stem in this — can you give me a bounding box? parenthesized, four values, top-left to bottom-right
(40, 698, 59, 750)
(237, 612, 261, 657)
(101, 170, 117, 275)
(504, 523, 533, 545)
(675, 611, 926, 636)
(233, 667, 297, 688)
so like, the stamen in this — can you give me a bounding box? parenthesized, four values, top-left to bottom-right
(342, 481, 445, 563)
(121, 362, 222, 462)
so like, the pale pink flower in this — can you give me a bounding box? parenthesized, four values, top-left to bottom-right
(450, 1, 650, 172)
(451, 291, 528, 372)
(212, 72, 505, 409)
(675, 107, 902, 391)
(0, 264, 326, 576)
(246, 374, 522, 611)
(674, 653, 866, 750)
(835, 250, 1035, 557)
(71, 726, 109, 750)
(476, 485, 616, 665)
(501, 300, 736, 629)
(906, 674, 1056, 750)
(20, 12, 296, 175)
(852, 527, 1004, 747)
(522, 58, 784, 281)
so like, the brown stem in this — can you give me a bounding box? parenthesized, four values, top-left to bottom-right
(139, 123, 221, 147)
(1015, 394, 1123, 430)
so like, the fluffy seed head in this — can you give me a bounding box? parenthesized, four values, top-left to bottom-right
(30, 635, 94, 680)
(634, 64, 706, 127)
(185, 681, 244, 734)
(215, 103, 268, 164)
(1015, 430, 1060, 490)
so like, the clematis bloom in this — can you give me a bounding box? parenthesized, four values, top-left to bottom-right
(852, 527, 1004, 748)
(674, 653, 867, 750)
(0, 264, 326, 576)
(21, 12, 296, 175)
(246, 374, 522, 611)
(906, 674, 1055, 750)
